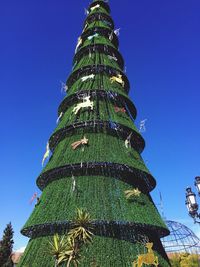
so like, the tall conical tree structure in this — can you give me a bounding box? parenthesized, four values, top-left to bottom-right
(19, 1, 171, 266)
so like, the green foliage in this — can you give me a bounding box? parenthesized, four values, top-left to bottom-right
(87, 21, 111, 31)
(46, 233, 69, 266)
(54, 99, 139, 135)
(0, 222, 14, 267)
(42, 133, 148, 175)
(169, 253, 199, 267)
(19, 0, 171, 265)
(89, 7, 109, 16)
(46, 209, 93, 267)
(23, 176, 166, 231)
(73, 208, 93, 228)
(68, 227, 93, 245)
(18, 235, 170, 267)
(67, 74, 128, 97)
(73, 53, 121, 72)
(81, 36, 115, 51)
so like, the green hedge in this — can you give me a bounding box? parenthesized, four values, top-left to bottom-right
(73, 52, 121, 72)
(86, 21, 111, 31)
(89, 6, 109, 16)
(80, 36, 116, 51)
(42, 132, 148, 174)
(67, 74, 128, 97)
(23, 176, 167, 229)
(18, 234, 170, 267)
(54, 99, 139, 135)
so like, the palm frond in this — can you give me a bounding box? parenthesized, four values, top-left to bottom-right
(68, 226, 93, 244)
(74, 208, 92, 228)
(124, 188, 141, 199)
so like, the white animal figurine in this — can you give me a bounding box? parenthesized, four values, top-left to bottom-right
(72, 96, 94, 115)
(90, 4, 100, 12)
(110, 74, 125, 87)
(108, 55, 118, 61)
(81, 74, 95, 82)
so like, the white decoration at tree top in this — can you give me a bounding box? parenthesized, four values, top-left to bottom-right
(90, 4, 100, 12)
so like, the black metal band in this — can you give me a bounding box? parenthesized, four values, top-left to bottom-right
(89, 1, 110, 14)
(58, 90, 135, 119)
(21, 220, 169, 239)
(36, 162, 155, 191)
(84, 12, 114, 29)
(67, 64, 130, 93)
(73, 43, 123, 69)
(80, 27, 119, 49)
(49, 120, 144, 153)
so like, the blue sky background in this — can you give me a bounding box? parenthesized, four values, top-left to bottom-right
(0, 0, 200, 250)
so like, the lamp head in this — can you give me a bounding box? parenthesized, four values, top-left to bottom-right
(195, 176, 200, 195)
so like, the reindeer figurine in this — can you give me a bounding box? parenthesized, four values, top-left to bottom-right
(72, 96, 94, 115)
(90, 4, 100, 12)
(110, 74, 125, 87)
(133, 242, 159, 267)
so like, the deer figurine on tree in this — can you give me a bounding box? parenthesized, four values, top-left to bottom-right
(132, 242, 159, 267)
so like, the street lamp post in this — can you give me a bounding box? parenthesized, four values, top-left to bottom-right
(185, 177, 200, 224)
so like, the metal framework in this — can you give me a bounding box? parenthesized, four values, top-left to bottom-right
(161, 220, 200, 254)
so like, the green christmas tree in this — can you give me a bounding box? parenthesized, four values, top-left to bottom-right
(0, 222, 14, 267)
(19, 1, 171, 266)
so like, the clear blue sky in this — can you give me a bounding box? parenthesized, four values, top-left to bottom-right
(0, 0, 200, 250)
